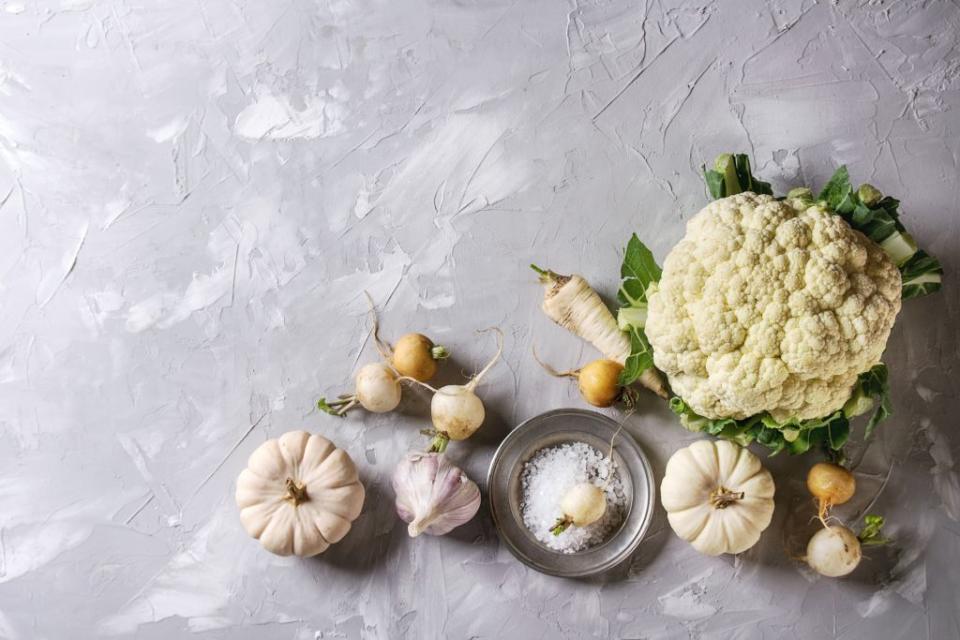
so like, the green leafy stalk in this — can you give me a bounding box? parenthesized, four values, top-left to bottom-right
(858, 515, 890, 547)
(667, 365, 891, 455)
(846, 364, 893, 439)
(816, 167, 942, 298)
(703, 153, 773, 199)
(901, 250, 943, 299)
(617, 234, 663, 387)
(317, 397, 348, 417)
(619, 326, 655, 388)
(421, 429, 450, 453)
(669, 397, 855, 456)
(617, 234, 662, 308)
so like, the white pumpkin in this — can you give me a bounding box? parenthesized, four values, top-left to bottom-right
(236, 430, 365, 556)
(660, 440, 775, 556)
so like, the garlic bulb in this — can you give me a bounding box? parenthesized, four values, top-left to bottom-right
(392, 452, 481, 537)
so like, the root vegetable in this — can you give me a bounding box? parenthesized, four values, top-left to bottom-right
(551, 482, 606, 535)
(534, 351, 625, 408)
(317, 295, 449, 416)
(531, 265, 667, 398)
(806, 525, 862, 577)
(318, 363, 401, 416)
(578, 360, 624, 407)
(550, 417, 628, 536)
(391, 333, 449, 382)
(412, 328, 503, 452)
(804, 515, 888, 578)
(807, 462, 856, 522)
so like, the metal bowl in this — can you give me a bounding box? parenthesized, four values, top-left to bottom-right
(487, 408, 656, 577)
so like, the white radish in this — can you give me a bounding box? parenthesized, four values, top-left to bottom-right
(317, 294, 448, 417)
(804, 515, 887, 578)
(551, 483, 606, 534)
(805, 525, 861, 577)
(318, 362, 401, 416)
(532, 265, 667, 398)
(408, 328, 503, 452)
(550, 416, 628, 536)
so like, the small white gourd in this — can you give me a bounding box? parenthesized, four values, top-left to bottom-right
(660, 440, 775, 556)
(235, 430, 365, 556)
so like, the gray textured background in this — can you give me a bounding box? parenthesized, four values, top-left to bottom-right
(1, 0, 958, 638)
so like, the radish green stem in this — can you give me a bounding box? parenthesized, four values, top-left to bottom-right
(418, 428, 450, 453)
(425, 431, 450, 453)
(551, 516, 572, 536)
(318, 396, 356, 417)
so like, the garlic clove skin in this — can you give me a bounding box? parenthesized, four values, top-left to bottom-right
(392, 451, 481, 537)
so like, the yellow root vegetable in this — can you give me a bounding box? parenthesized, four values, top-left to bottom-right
(533, 267, 668, 398)
(404, 329, 503, 453)
(391, 333, 449, 382)
(807, 462, 856, 523)
(317, 295, 449, 416)
(533, 351, 625, 408)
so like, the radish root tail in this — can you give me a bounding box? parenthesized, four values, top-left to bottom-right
(397, 376, 439, 394)
(465, 327, 503, 391)
(602, 411, 631, 490)
(531, 344, 580, 379)
(364, 291, 393, 360)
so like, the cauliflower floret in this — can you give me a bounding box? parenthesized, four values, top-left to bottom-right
(646, 193, 901, 421)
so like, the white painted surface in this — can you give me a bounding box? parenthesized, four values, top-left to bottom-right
(0, 0, 958, 638)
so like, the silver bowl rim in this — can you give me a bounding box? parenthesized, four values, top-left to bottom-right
(486, 407, 656, 578)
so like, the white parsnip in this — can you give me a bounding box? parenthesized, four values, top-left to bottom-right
(535, 268, 668, 398)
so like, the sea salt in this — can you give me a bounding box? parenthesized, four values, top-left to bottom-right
(520, 441, 628, 553)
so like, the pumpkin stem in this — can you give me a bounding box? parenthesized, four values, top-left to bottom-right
(709, 486, 744, 509)
(284, 477, 308, 506)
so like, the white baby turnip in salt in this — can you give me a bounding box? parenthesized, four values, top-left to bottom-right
(551, 482, 607, 535)
(549, 419, 629, 536)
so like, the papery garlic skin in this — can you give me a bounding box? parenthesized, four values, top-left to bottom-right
(392, 452, 481, 537)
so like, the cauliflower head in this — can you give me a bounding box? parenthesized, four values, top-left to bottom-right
(646, 192, 902, 422)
